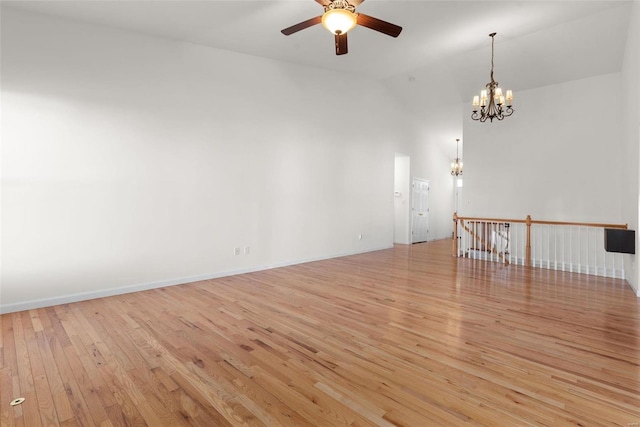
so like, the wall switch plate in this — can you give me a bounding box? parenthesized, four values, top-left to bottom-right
(234, 247, 240, 255)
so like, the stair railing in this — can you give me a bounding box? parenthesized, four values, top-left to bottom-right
(453, 213, 628, 278)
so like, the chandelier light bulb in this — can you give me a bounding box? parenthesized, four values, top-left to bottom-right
(506, 90, 513, 102)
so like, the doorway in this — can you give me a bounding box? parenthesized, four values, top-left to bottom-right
(394, 154, 411, 244)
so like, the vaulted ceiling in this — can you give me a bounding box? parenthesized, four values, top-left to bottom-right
(3, 1, 634, 107)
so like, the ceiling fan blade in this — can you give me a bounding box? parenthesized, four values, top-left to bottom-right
(356, 13, 402, 38)
(281, 16, 322, 36)
(335, 33, 348, 55)
(315, 0, 331, 5)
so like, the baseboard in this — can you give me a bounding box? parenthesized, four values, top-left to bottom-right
(0, 245, 393, 314)
(625, 271, 639, 296)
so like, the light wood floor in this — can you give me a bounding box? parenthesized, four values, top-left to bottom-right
(1, 239, 639, 426)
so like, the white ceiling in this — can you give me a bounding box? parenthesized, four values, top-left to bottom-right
(2, 0, 634, 104)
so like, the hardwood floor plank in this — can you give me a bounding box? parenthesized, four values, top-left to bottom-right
(1, 240, 639, 426)
(12, 312, 42, 427)
(46, 339, 90, 427)
(1, 367, 16, 427)
(0, 315, 4, 369)
(35, 329, 73, 423)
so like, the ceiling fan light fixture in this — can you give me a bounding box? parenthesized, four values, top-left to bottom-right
(280, 0, 402, 55)
(322, 8, 357, 35)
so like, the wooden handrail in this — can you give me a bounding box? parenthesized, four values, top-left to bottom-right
(453, 213, 629, 268)
(455, 216, 528, 224)
(455, 215, 627, 230)
(529, 220, 628, 229)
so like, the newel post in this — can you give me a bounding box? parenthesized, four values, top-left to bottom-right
(525, 215, 532, 267)
(452, 212, 459, 257)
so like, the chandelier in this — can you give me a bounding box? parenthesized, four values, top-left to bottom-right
(471, 33, 513, 122)
(451, 139, 463, 176)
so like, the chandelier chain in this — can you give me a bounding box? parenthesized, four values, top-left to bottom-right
(490, 33, 495, 83)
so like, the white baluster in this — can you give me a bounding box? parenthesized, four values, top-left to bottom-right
(552, 225, 555, 270)
(562, 227, 566, 272)
(596, 227, 600, 276)
(579, 226, 583, 274)
(460, 221, 464, 258)
(569, 226, 573, 273)
(547, 225, 550, 269)
(603, 231, 608, 277)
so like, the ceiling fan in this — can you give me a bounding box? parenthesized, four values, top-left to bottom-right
(281, 0, 402, 56)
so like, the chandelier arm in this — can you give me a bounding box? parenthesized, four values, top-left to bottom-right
(486, 97, 498, 117)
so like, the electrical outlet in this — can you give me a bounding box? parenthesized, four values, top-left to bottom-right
(244, 246, 250, 255)
(234, 247, 240, 256)
(358, 234, 363, 240)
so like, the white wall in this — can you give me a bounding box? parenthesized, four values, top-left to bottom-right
(462, 73, 623, 224)
(393, 153, 411, 244)
(0, 9, 418, 312)
(621, 0, 640, 295)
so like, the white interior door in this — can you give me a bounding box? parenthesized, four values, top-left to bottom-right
(411, 178, 429, 243)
